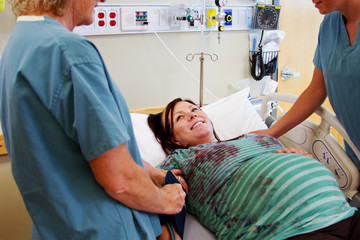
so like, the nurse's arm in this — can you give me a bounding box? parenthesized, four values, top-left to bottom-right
(89, 143, 186, 215)
(143, 160, 167, 187)
(253, 67, 327, 138)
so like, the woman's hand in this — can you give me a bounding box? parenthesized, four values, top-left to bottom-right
(276, 147, 314, 158)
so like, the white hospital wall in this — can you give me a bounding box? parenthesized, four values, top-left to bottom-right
(88, 31, 251, 108)
(87, 0, 256, 109)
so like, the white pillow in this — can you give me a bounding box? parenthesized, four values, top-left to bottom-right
(131, 87, 267, 167)
(131, 113, 167, 167)
(201, 87, 267, 140)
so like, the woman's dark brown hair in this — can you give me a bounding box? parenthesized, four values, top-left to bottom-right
(147, 98, 220, 155)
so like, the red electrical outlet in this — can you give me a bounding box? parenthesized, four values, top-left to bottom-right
(109, 12, 116, 18)
(75, 6, 121, 34)
(109, 20, 116, 26)
(96, 9, 106, 28)
(107, 10, 118, 28)
(98, 12, 105, 19)
(98, 20, 105, 27)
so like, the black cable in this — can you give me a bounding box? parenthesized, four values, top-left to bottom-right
(250, 30, 265, 81)
(166, 222, 176, 240)
(258, 30, 264, 47)
(251, 47, 265, 81)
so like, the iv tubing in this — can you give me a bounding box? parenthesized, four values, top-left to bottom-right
(148, 23, 219, 101)
(200, 0, 206, 36)
(201, 16, 214, 39)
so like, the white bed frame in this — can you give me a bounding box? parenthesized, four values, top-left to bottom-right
(182, 92, 360, 240)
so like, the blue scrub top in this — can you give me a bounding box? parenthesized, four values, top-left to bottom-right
(313, 11, 360, 171)
(0, 16, 161, 239)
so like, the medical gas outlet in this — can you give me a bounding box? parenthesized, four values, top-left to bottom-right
(206, 0, 232, 43)
(206, 9, 232, 28)
(217, 9, 232, 31)
(214, 0, 232, 30)
(173, 7, 202, 27)
(169, 4, 204, 29)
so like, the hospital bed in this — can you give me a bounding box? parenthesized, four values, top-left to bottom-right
(130, 87, 360, 240)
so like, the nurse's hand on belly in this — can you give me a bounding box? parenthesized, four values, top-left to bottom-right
(276, 147, 314, 158)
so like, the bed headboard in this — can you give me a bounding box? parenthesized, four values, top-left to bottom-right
(130, 106, 164, 115)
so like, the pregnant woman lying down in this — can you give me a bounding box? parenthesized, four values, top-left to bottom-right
(147, 98, 360, 240)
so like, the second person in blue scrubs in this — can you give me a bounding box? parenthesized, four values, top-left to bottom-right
(254, 0, 360, 174)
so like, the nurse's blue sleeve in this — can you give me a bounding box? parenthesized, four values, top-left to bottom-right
(61, 62, 130, 161)
(313, 21, 323, 71)
(313, 44, 323, 71)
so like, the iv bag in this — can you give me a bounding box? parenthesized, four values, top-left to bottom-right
(0, 0, 5, 11)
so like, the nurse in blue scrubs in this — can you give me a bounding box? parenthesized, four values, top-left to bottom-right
(0, 0, 186, 239)
(254, 0, 360, 174)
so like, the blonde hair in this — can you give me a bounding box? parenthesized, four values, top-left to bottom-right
(10, 0, 67, 16)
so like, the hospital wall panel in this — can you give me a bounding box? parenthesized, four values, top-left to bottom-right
(84, 0, 257, 109)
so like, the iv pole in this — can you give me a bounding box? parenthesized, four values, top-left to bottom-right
(186, 52, 218, 107)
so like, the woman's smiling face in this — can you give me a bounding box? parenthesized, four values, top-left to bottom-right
(169, 101, 216, 147)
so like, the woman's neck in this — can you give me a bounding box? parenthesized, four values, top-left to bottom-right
(341, 0, 360, 23)
(338, 0, 360, 46)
